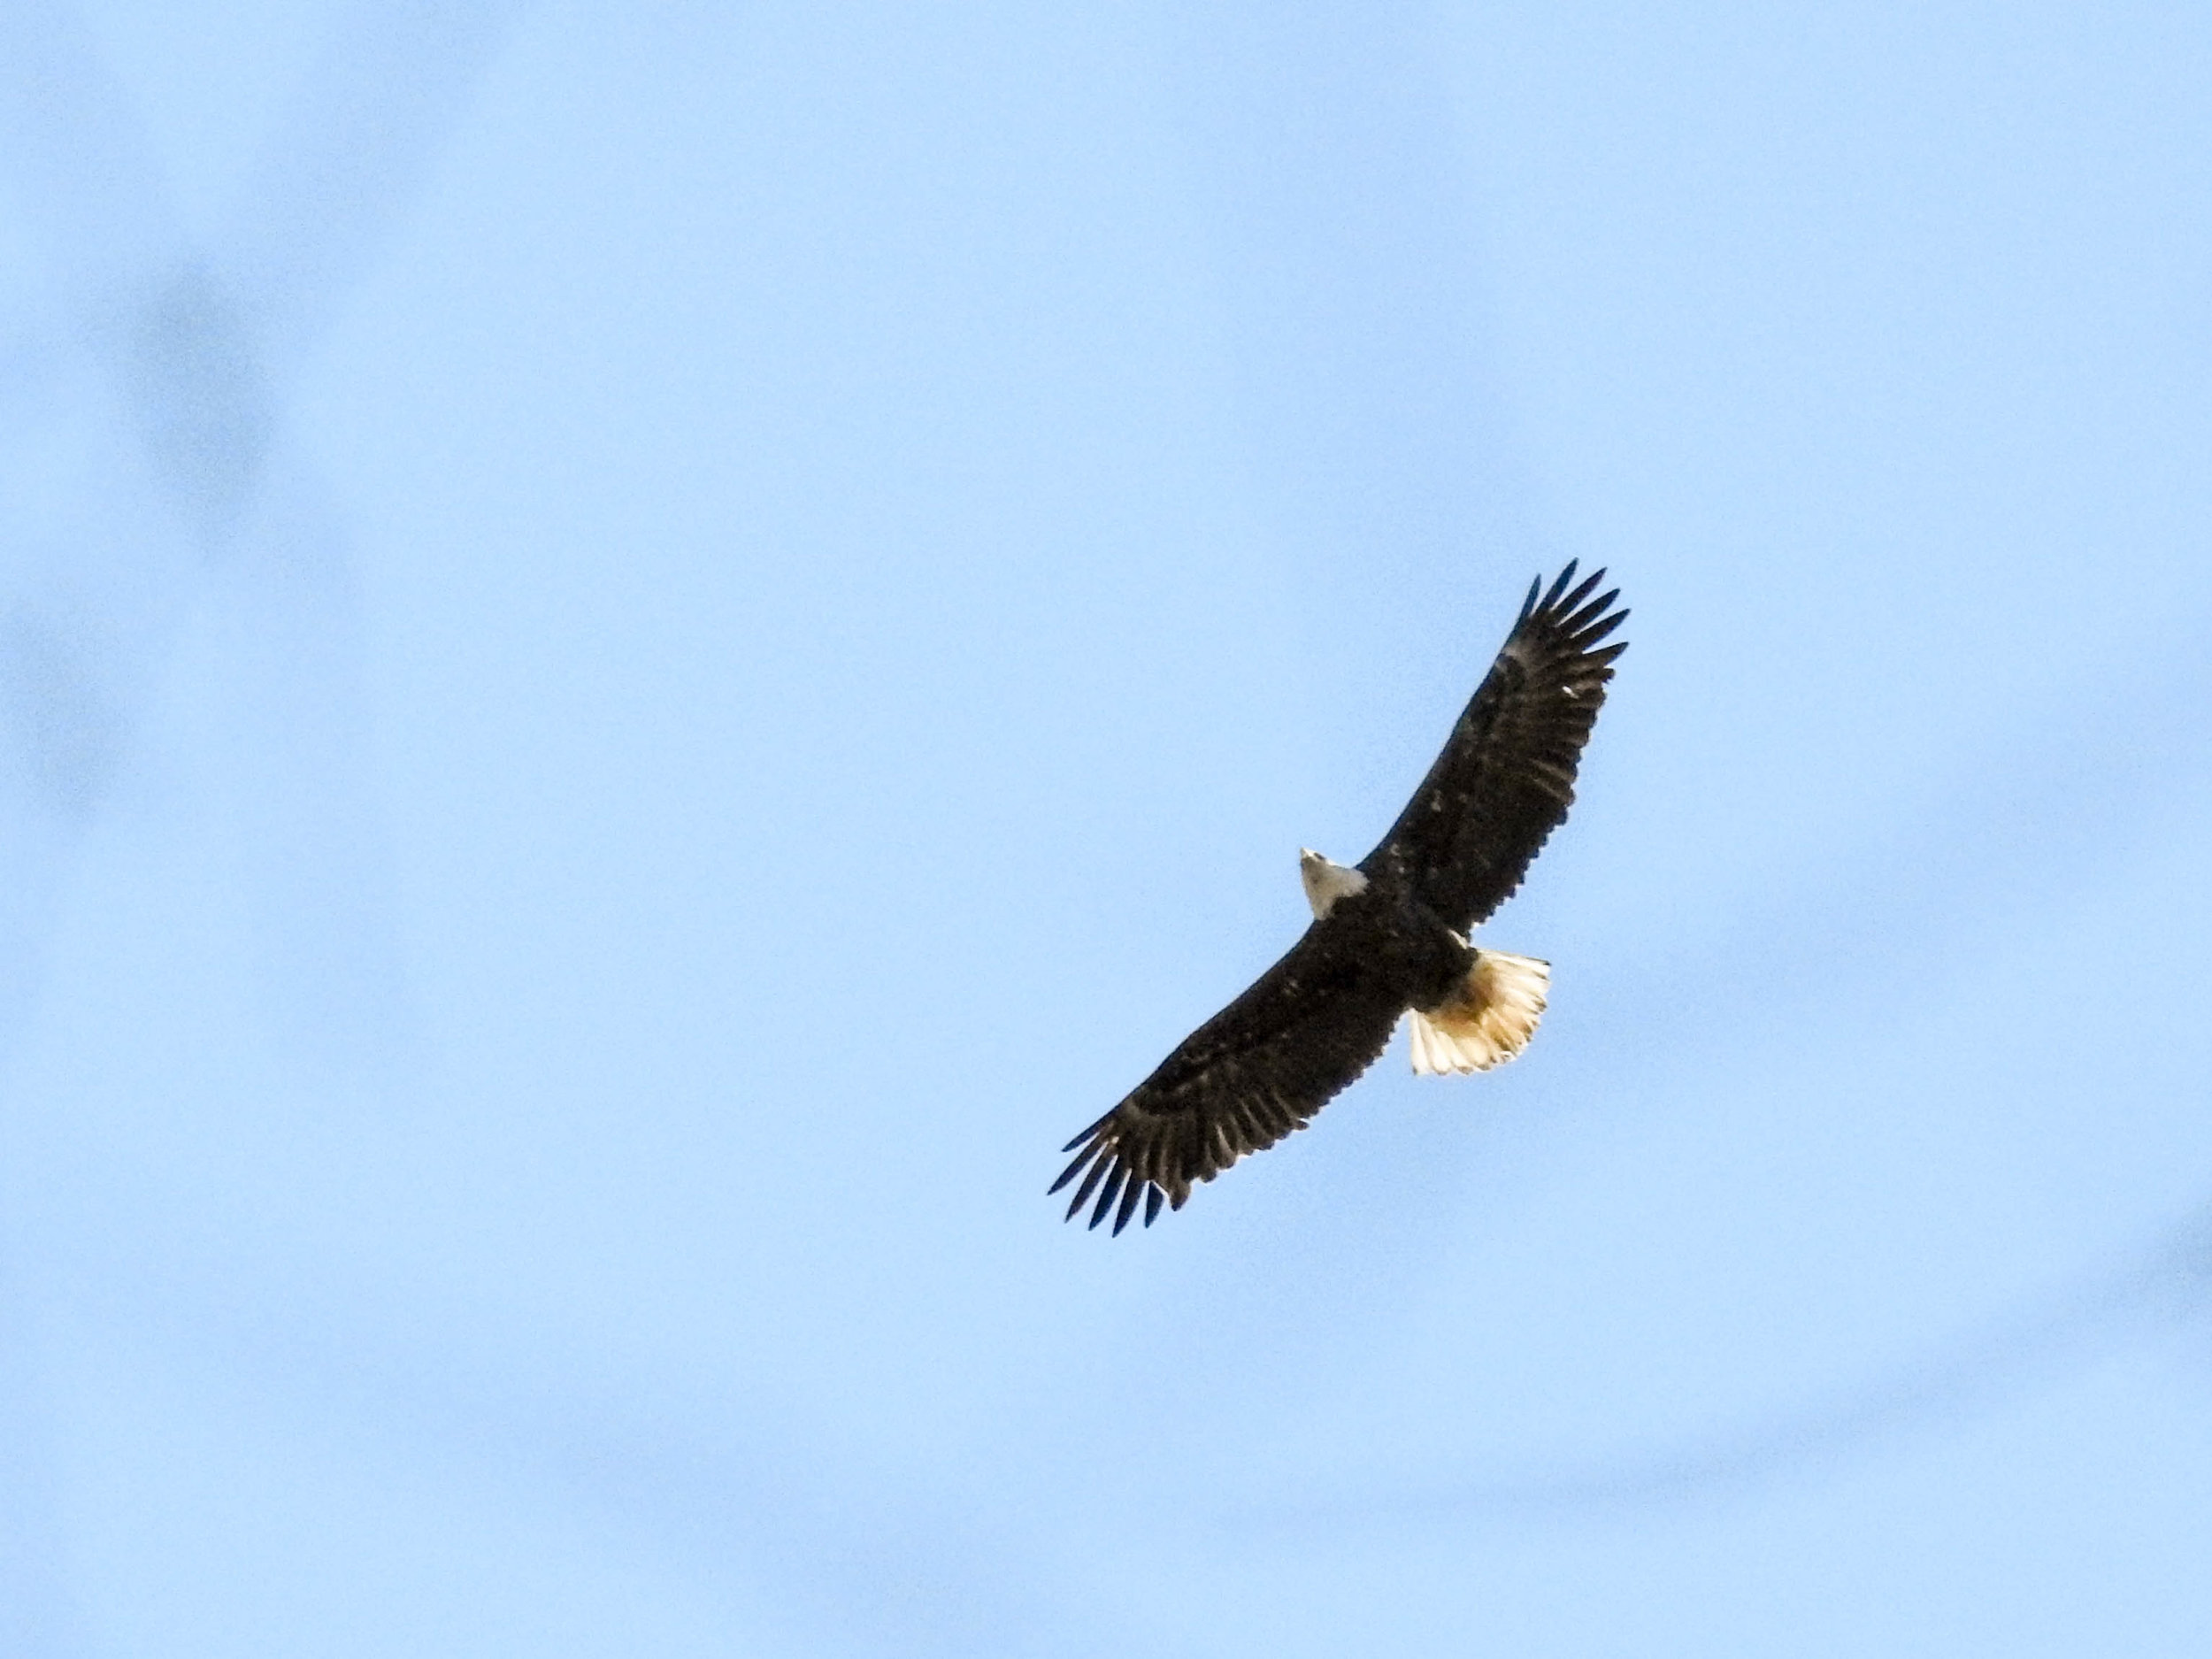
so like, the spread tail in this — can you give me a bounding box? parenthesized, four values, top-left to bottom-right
(1409, 949, 1550, 1076)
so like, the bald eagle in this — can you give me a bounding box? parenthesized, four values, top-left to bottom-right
(1051, 563, 1627, 1233)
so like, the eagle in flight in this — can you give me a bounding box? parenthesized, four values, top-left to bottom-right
(1051, 563, 1627, 1233)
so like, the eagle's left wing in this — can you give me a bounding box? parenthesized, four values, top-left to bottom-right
(1050, 923, 1406, 1233)
(1359, 563, 1627, 932)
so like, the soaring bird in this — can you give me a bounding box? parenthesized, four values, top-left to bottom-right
(1051, 563, 1627, 1233)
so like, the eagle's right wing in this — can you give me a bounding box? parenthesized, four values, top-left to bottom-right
(1050, 925, 1405, 1233)
(1360, 564, 1627, 933)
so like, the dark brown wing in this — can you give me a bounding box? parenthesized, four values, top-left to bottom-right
(1049, 922, 1405, 1233)
(1359, 563, 1627, 932)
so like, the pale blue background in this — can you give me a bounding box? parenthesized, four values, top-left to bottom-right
(3, 2, 2209, 1654)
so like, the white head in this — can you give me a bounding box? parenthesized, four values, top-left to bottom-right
(1299, 848, 1370, 920)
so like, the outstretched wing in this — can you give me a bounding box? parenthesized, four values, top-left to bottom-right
(1050, 924, 1405, 1233)
(1360, 563, 1627, 932)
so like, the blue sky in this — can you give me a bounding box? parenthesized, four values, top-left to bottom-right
(2, 1, 2209, 1653)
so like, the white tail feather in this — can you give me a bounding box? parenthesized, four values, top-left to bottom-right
(1409, 949, 1550, 1076)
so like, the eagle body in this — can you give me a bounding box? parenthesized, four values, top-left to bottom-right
(1053, 564, 1627, 1233)
(1292, 878, 1475, 1025)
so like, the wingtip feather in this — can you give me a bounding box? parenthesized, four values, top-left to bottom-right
(1061, 1152, 1110, 1219)
(1111, 1175, 1146, 1234)
(1048, 1139, 1099, 1194)
(1517, 574, 1540, 625)
(1087, 1166, 1127, 1230)
(1563, 587, 1621, 634)
(1558, 566, 1606, 614)
(1060, 1111, 1111, 1154)
(1574, 607, 1627, 649)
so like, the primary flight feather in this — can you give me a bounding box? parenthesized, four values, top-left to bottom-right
(1050, 562, 1627, 1233)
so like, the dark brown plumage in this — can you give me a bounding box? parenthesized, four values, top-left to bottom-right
(1051, 563, 1627, 1233)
